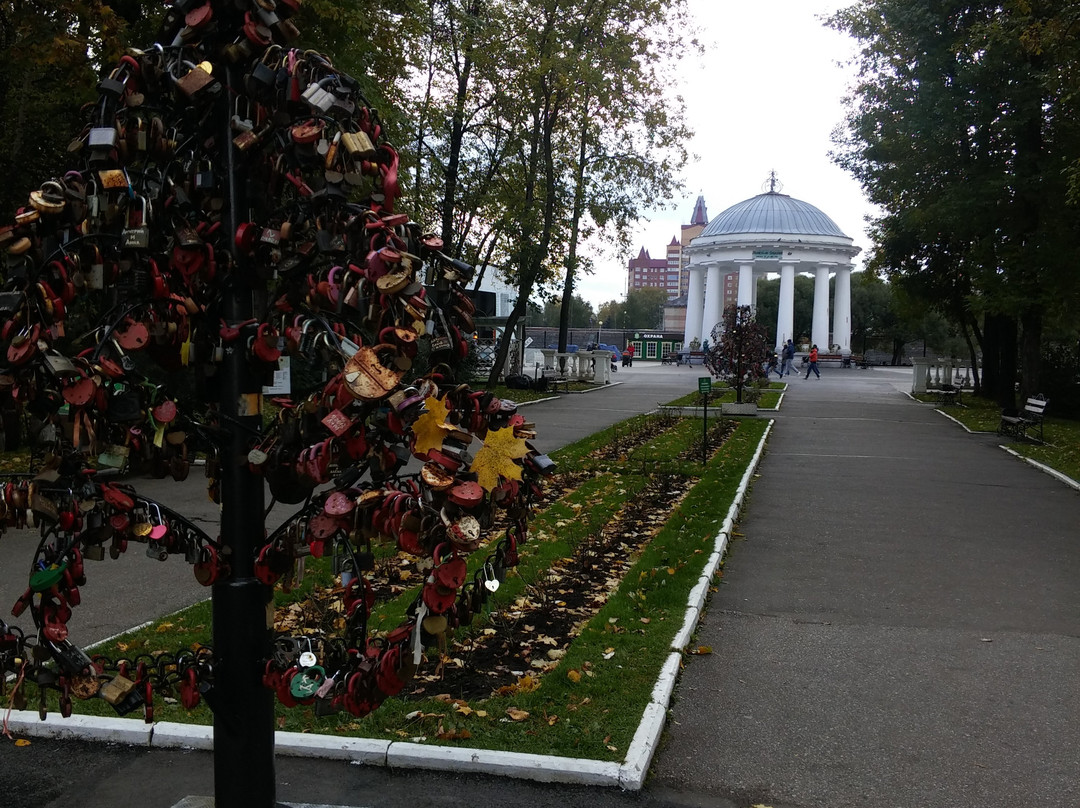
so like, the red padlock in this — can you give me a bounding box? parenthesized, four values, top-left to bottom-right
(252, 323, 281, 364)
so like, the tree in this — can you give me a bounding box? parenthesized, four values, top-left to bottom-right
(538, 294, 594, 328)
(621, 286, 668, 329)
(597, 298, 622, 328)
(0, 5, 552, 807)
(705, 305, 768, 404)
(830, 0, 1080, 406)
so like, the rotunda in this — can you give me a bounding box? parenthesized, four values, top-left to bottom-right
(683, 177, 861, 353)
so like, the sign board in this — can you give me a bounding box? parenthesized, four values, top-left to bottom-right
(752, 250, 782, 260)
(698, 377, 712, 395)
(524, 337, 533, 347)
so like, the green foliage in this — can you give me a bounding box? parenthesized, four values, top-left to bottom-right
(620, 286, 668, 329)
(829, 0, 1080, 399)
(537, 294, 595, 328)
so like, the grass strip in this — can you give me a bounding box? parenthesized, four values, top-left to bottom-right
(74, 415, 768, 761)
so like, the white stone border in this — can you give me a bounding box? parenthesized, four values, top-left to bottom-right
(999, 445, 1080, 491)
(8, 421, 776, 792)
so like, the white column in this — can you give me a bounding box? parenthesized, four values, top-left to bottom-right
(811, 264, 831, 350)
(737, 263, 754, 307)
(833, 265, 852, 352)
(702, 263, 724, 343)
(776, 262, 795, 351)
(683, 265, 705, 347)
(751, 269, 760, 308)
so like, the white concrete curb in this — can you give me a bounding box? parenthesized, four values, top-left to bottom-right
(7, 420, 776, 792)
(999, 445, 1080, 491)
(385, 742, 620, 785)
(5, 710, 152, 745)
(152, 721, 213, 750)
(611, 418, 773, 789)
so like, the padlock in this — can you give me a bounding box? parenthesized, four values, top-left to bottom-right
(193, 159, 215, 190)
(246, 44, 282, 97)
(175, 61, 217, 98)
(121, 196, 151, 250)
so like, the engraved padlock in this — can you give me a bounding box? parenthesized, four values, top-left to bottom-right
(121, 196, 151, 250)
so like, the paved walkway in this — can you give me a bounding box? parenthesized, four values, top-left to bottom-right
(652, 366, 1080, 807)
(3, 364, 1078, 808)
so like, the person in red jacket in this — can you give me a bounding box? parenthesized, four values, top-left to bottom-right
(804, 344, 820, 379)
(625, 342, 635, 367)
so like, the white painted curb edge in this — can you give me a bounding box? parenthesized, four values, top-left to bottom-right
(617, 419, 774, 789)
(5, 710, 152, 745)
(7, 420, 776, 792)
(999, 445, 1080, 491)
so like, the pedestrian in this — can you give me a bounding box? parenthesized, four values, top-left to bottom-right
(766, 351, 781, 379)
(779, 339, 795, 377)
(625, 342, 635, 367)
(804, 344, 820, 379)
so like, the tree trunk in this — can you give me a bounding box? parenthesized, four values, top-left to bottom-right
(557, 102, 590, 353)
(1020, 308, 1042, 400)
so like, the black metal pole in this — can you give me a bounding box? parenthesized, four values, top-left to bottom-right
(212, 63, 275, 808)
(702, 391, 707, 466)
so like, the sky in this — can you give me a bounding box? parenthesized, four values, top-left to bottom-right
(576, 0, 875, 310)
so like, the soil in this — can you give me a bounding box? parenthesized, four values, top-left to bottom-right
(405, 418, 739, 702)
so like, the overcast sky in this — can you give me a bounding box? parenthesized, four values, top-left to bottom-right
(577, 0, 875, 309)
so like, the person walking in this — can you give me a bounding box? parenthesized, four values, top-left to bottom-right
(625, 342, 635, 367)
(779, 339, 795, 377)
(804, 344, 820, 379)
(766, 351, 781, 379)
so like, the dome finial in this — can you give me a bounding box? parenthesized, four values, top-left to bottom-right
(763, 170, 783, 194)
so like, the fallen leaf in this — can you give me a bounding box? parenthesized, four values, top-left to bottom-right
(14, 739, 31, 747)
(640, 617, 651, 624)
(687, 645, 713, 655)
(567, 669, 582, 683)
(411, 396, 452, 455)
(506, 707, 529, 721)
(155, 622, 174, 632)
(547, 714, 559, 726)
(470, 426, 528, 491)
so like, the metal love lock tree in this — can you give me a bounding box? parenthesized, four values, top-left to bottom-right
(0, 1, 553, 804)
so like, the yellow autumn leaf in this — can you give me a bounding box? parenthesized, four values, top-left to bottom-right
(567, 669, 581, 683)
(470, 426, 528, 491)
(15, 739, 31, 747)
(411, 396, 452, 455)
(506, 707, 529, 721)
(547, 714, 559, 726)
(687, 645, 713, 655)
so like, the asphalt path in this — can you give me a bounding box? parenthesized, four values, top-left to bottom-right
(3, 364, 1078, 808)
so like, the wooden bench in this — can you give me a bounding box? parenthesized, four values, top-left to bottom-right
(998, 395, 1048, 442)
(932, 384, 963, 406)
(661, 352, 678, 366)
(804, 353, 867, 368)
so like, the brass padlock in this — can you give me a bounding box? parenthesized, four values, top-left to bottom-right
(100, 674, 136, 706)
(175, 62, 217, 98)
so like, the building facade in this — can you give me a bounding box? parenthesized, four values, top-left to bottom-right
(682, 186, 861, 353)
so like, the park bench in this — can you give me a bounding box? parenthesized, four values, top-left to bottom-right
(932, 384, 963, 406)
(661, 352, 678, 365)
(801, 353, 868, 368)
(998, 395, 1048, 442)
(675, 351, 706, 366)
